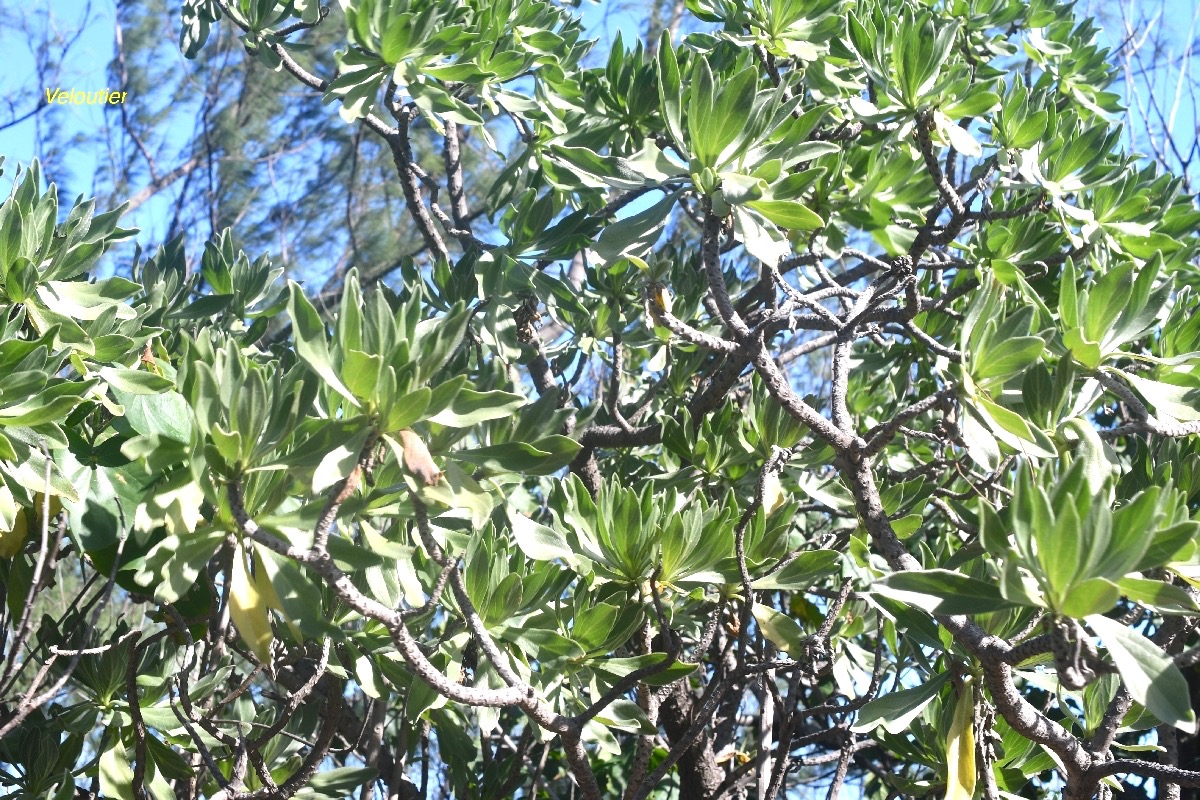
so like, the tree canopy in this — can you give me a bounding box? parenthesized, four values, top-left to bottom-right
(2, 0, 1200, 799)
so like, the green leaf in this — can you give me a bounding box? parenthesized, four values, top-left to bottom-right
(959, 401, 1000, 471)
(851, 672, 950, 734)
(549, 146, 647, 190)
(975, 336, 1044, 382)
(0, 382, 93, 427)
(313, 426, 371, 493)
(732, 206, 790, 266)
(37, 278, 138, 320)
(745, 200, 825, 231)
(593, 654, 697, 687)
(687, 59, 750, 167)
(1058, 577, 1118, 618)
(751, 550, 840, 590)
(304, 767, 379, 798)
(752, 603, 807, 656)
(166, 293, 234, 320)
(99, 732, 136, 800)
(769, 166, 828, 200)
(656, 32, 686, 149)
(510, 512, 578, 566)
(593, 192, 679, 265)
(1116, 577, 1199, 615)
(1141, 522, 1199, 572)
(1058, 418, 1116, 497)
(383, 387, 431, 432)
(1085, 263, 1134, 345)
(135, 528, 225, 605)
(573, 601, 635, 653)
(1121, 372, 1200, 422)
(502, 625, 585, 664)
(112, 388, 193, 444)
(99, 367, 175, 395)
(1038, 500, 1081, 601)
(1086, 614, 1197, 733)
(1059, 260, 1079, 328)
(944, 91, 1001, 119)
(1063, 328, 1101, 369)
(447, 436, 581, 475)
(973, 396, 1056, 459)
(342, 349, 383, 404)
(593, 698, 657, 734)
(1000, 557, 1044, 608)
(978, 499, 1007, 555)
(420, 462, 493, 527)
(258, 547, 339, 639)
(409, 81, 485, 128)
(874, 569, 1024, 615)
(427, 388, 525, 427)
(287, 281, 359, 407)
(720, 172, 767, 204)
(328, 534, 386, 571)
(707, 67, 760, 166)
(938, 112, 981, 158)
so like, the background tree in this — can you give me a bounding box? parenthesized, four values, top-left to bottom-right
(3, 0, 509, 290)
(2, 1, 1200, 799)
(1104, 0, 1200, 192)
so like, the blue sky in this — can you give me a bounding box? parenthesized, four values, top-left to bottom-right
(0, 0, 639, 182)
(0, 0, 651, 266)
(1, 0, 1196, 244)
(1, 3, 118, 182)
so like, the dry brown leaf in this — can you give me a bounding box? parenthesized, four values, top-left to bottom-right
(399, 429, 443, 486)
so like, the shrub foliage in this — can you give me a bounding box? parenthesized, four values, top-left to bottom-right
(2, 0, 1200, 798)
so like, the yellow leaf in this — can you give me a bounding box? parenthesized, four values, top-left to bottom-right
(945, 677, 977, 800)
(0, 494, 61, 558)
(653, 284, 673, 314)
(253, 545, 303, 642)
(762, 473, 786, 515)
(229, 542, 273, 664)
(0, 508, 29, 558)
(251, 546, 283, 611)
